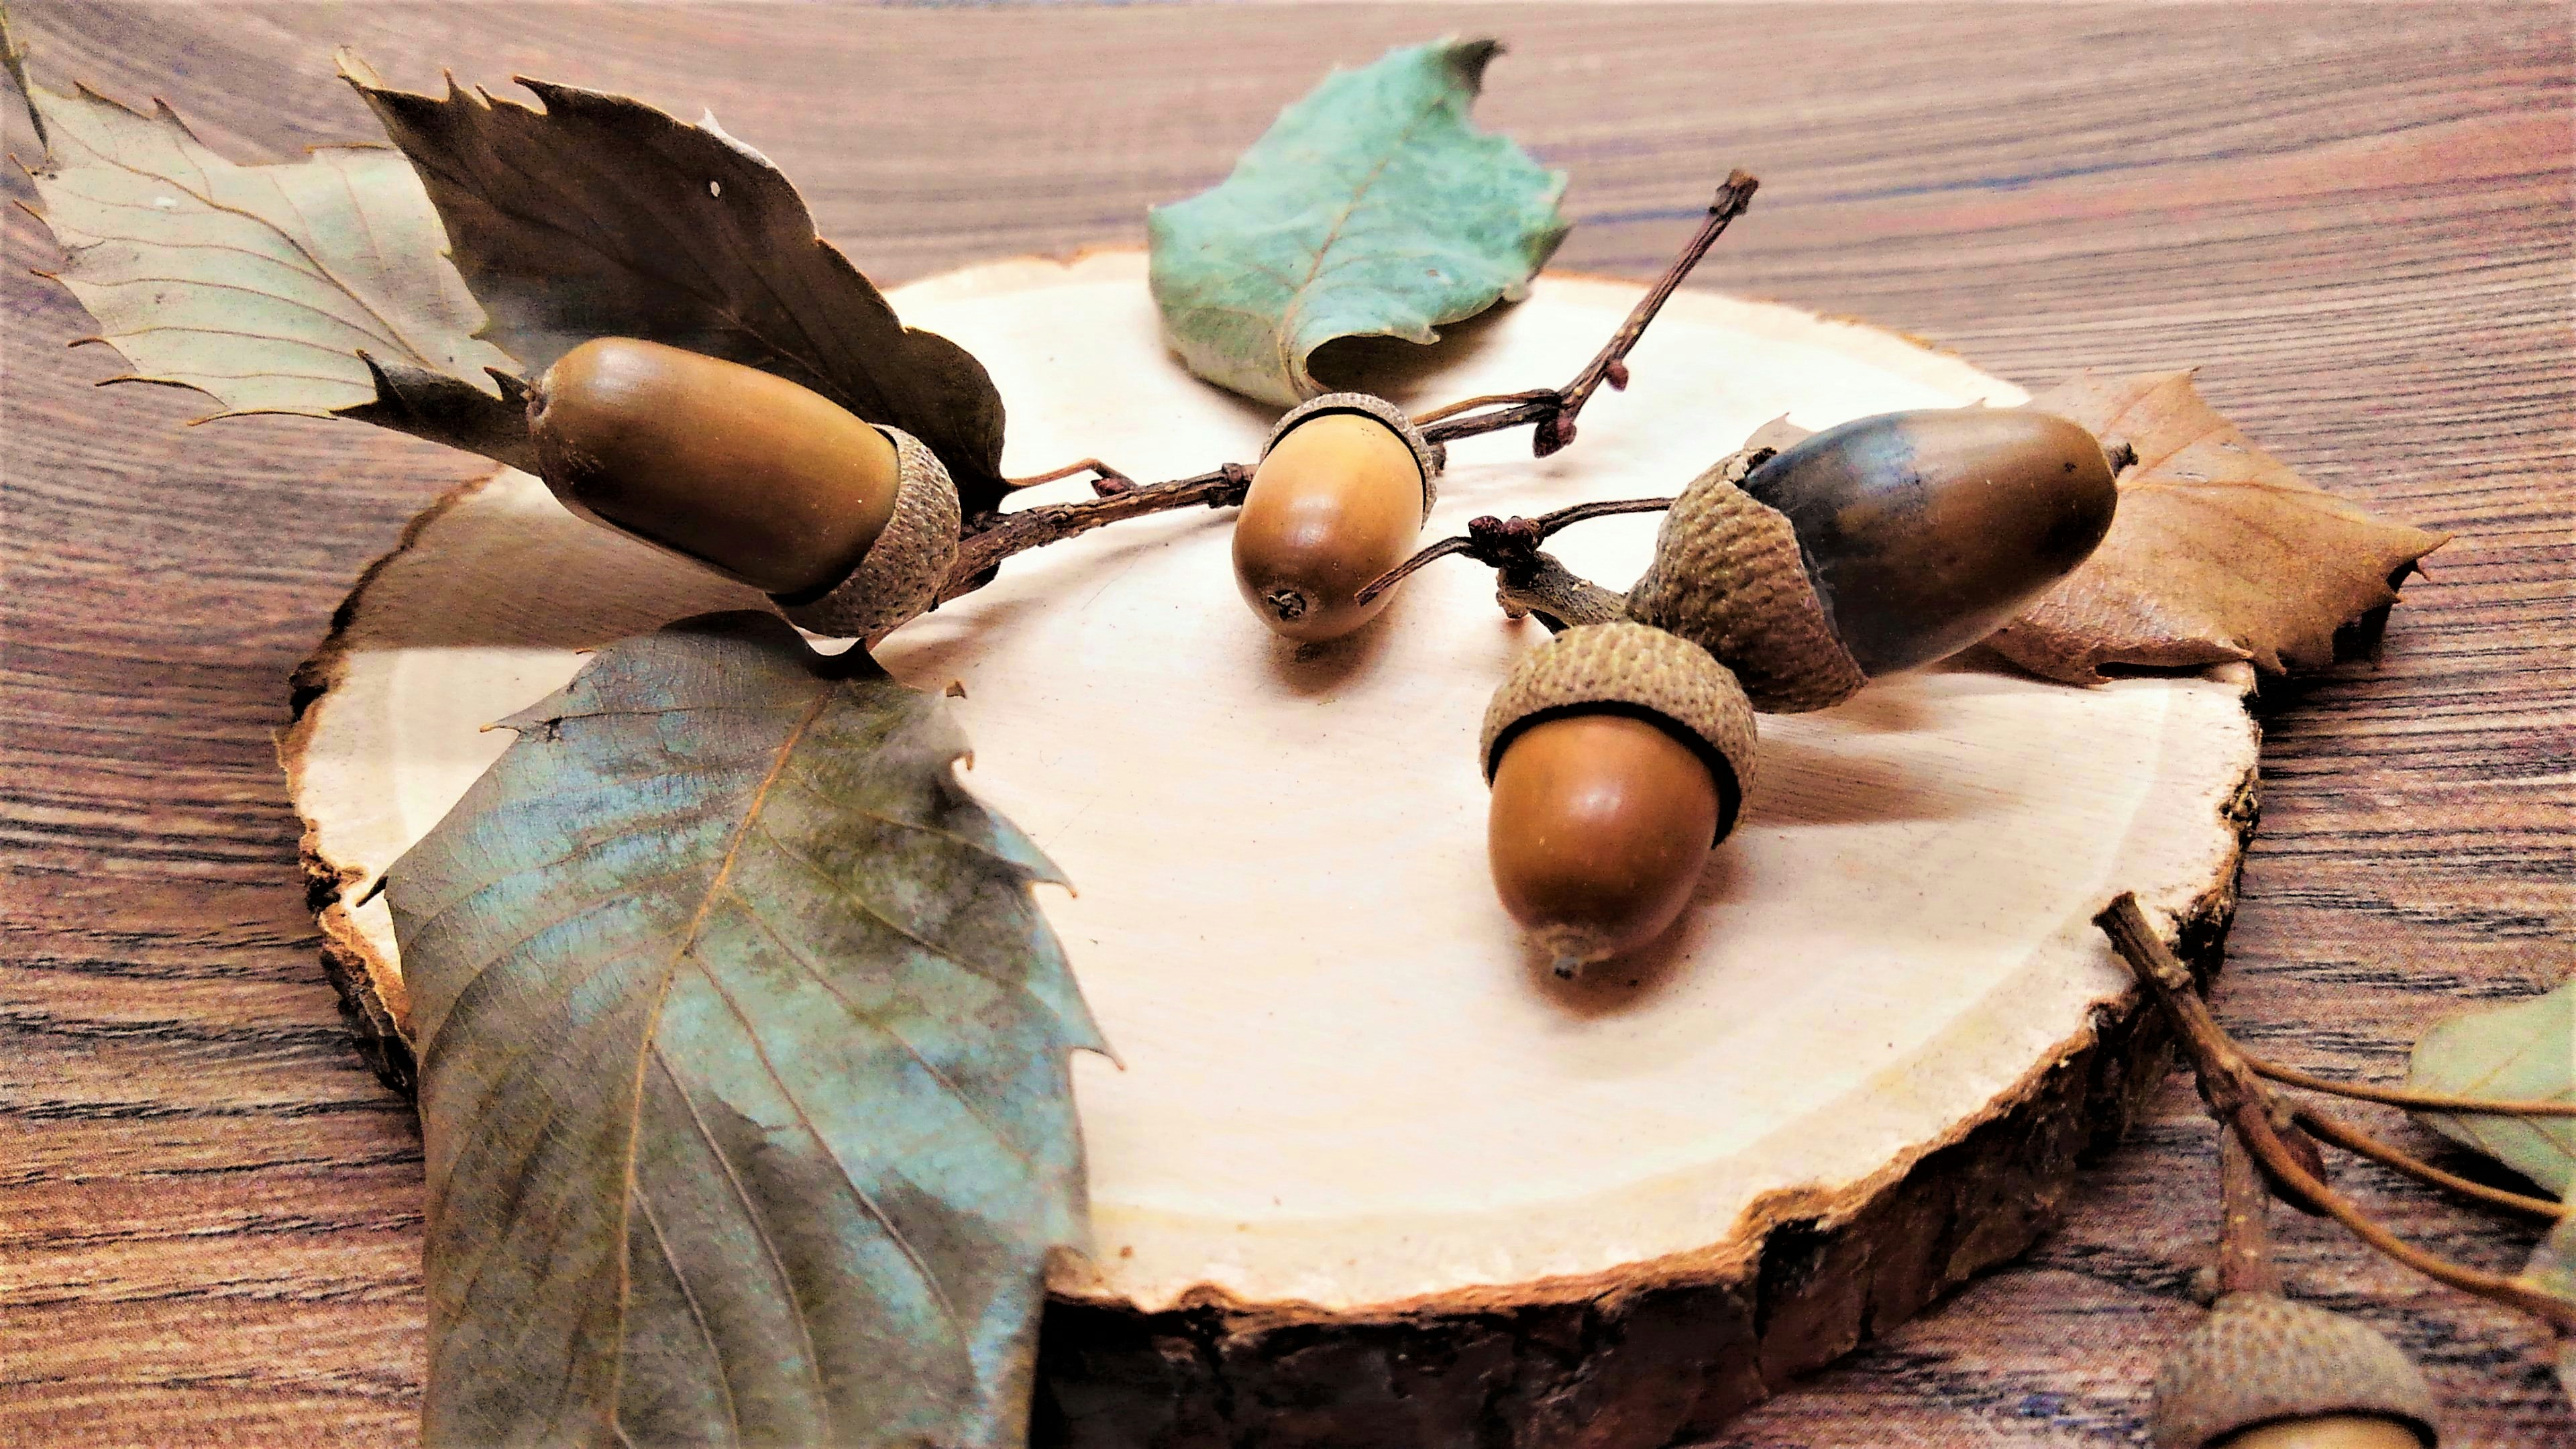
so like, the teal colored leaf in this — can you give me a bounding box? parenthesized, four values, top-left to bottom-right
(16, 72, 525, 458)
(1148, 38, 1569, 407)
(2406, 979, 2576, 1195)
(386, 611, 1104, 1448)
(340, 54, 1014, 516)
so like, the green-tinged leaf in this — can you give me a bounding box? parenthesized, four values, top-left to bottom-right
(1148, 38, 1568, 407)
(2523, 1196, 2576, 1303)
(18, 76, 521, 452)
(2406, 979, 2576, 1195)
(386, 611, 1104, 1448)
(2522, 1195, 2576, 1407)
(339, 56, 1014, 517)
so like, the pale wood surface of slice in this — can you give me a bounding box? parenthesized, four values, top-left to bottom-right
(284, 254, 2259, 1440)
(6, 5, 2567, 1446)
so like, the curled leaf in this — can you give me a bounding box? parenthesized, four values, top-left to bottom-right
(387, 612, 1102, 1448)
(2523, 1196, 2576, 1303)
(340, 55, 1012, 515)
(2520, 1194, 2576, 1407)
(1148, 38, 1569, 407)
(2406, 979, 2576, 1196)
(18, 74, 522, 454)
(1992, 370, 2450, 684)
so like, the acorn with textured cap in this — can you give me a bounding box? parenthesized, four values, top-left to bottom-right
(1233, 391, 1442, 643)
(527, 336, 960, 639)
(2150, 1292, 2441, 1449)
(1480, 621, 1756, 977)
(1627, 408, 2121, 711)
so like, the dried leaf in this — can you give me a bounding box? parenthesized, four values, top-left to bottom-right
(2520, 1194, 2576, 1406)
(2406, 979, 2576, 1196)
(1991, 370, 2449, 684)
(1, 5, 46, 158)
(17, 75, 522, 453)
(1148, 38, 1568, 407)
(2523, 1195, 2576, 1304)
(386, 611, 1103, 1448)
(339, 56, 1013, 515)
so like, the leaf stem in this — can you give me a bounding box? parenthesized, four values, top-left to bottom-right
(934, 170, 1757, 603)
(2248, 1053, 2576, 1118)
(1004, 458, 1134, 494)
(2097, 893, 2576, 1330)
(2292, 1105, 2568, 1221)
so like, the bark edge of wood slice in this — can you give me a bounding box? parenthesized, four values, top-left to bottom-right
(280, 250, 2260, 1447)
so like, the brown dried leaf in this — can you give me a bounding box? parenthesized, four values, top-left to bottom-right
(337, 54, 1012, 515)
(1990, 370, 2449, 684)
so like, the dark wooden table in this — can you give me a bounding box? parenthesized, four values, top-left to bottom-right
(5, 3, 2568, 1444)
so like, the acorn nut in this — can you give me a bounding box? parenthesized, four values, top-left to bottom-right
(528, 337, 960, 638)
(1627, 407, 2119, 711)
(1480, 622, 1756, 977)
(1234, 392, 1440, 643)
(2149, 1293, 2440, 1449)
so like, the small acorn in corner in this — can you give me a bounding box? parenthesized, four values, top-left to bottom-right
(527, 337, 960, 638)
(1233, 392, 1442, 643)
(2150, 1292, 2441, 1449)
(1480, 621, 1756, 978)
(1628, 408, 2120, 711)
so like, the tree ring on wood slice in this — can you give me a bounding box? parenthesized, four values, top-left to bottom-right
(280, 250, 2260, 1446)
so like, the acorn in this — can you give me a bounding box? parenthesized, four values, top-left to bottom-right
(1234, 392, 1441, 642)
(527, 336, 960, 638)
(1626, 408, 2119, 711)
(2149, 1293, 2440, 1449)
(1480, 622, 1756, 977)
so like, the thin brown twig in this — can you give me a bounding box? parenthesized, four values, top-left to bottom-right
(1523, 170, 1760, 456)
(2249, 1053, 2576, 1118)
(2293, 1106, 2567, 1221)
(1352, 535, 1478, 604)
(938, 464, 1252, 603)
(1410, 389, 1556, 427)
(2094, 894, 2331, 1206)
(2097, 893, 2576, 1331)
(2216, 1130, 2283, 1296)
(932, 170, 1756, 604)
(1356, 496, 1673, 607)
(1004, 458, 1134, 493)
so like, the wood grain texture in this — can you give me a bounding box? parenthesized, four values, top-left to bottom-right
(2, 3, 2566, 1446)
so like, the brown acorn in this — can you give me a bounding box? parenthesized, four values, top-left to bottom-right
(1233, 392, 1441, 642)
(1627, 408, 2119, 711)
(1479, 622, 1756, 977)
(527, 336, 959, 638)
(2149, 1293, 2440, 1449)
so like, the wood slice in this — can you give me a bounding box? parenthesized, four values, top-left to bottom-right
(281, 250, 2260, 1447)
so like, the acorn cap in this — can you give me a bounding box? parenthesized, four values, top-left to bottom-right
(1265, 390, 1442, 517)
(773, 427, 961, 639)
(1479, 621, 1757, 843)
(1625, 449, 1867, 714)
(2149, 1293, 2440, 1449)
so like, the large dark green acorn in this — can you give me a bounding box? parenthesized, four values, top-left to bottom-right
(1627, 408, 2119, 710)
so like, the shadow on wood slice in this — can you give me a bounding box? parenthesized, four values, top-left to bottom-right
(280, 251, 2259, 1447)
